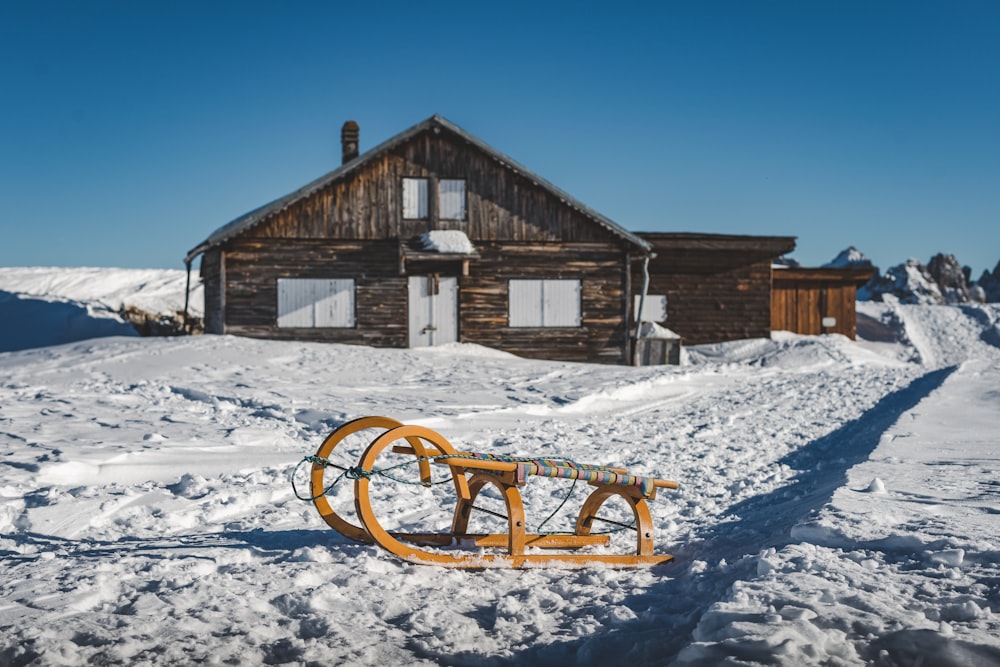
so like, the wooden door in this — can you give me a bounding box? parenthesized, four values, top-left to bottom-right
(408, 275, 458, 347)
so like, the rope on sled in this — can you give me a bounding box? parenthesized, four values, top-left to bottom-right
(290, 453, 635, 534)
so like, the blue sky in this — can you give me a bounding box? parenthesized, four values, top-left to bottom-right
(2, 1, 998, 276)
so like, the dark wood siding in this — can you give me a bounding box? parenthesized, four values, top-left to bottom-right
(244, 129, 622, 246)
(220, 238, 408, 347)
(635, 234, 796, 345)
(213, 239, 631, 362)
(461, 243, 631, 364)
(771, 268, 874, 339)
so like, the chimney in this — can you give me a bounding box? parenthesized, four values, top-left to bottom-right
(341, 120, 359, 164)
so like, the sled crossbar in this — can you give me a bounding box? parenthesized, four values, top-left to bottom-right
(306, 416, 679, 569)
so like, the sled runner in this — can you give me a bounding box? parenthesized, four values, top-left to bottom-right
(300, 416, 678, 568)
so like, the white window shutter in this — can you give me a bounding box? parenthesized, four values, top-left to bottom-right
(438, 179, 466, 219)
(277, 278, 355, 328)
(402, 178, 428, 219)
(277, 279, 315, 327)
(542, 280, 581, 326)
(634, 294, 668, 322)
(314, 279, 356, 327)
(509, 280, 543, 327)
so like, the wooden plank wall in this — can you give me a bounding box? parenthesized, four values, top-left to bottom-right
(216, 238, 631, 363)
(771, 270, 869, 339)
(220, 238, 409, 347)
(244, 129, 620, 246)
(461, 243, 630, 364)
(639, 249, 775, 345)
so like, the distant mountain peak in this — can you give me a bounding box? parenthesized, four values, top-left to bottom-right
(824, 246, 873, 268)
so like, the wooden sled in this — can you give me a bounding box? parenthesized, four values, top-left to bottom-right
(306, 416, 678, 568)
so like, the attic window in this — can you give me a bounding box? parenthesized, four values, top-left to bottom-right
(402, 178, 428, 219)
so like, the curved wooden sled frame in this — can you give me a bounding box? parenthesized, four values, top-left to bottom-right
(310, 417, 678, 568)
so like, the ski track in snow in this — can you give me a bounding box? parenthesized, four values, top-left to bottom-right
(0, 302, 998, 665)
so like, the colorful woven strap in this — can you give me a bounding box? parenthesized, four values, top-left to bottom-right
(462, 452, 654, 497)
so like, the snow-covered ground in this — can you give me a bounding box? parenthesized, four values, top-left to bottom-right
(1, 272, 998, 666)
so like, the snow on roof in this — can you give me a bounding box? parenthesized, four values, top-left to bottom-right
(638, 321, 681, 339)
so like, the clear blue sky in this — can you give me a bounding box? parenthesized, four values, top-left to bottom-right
(2, 1, 998, 276)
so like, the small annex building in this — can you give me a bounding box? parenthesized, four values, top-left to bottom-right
(633, 233, 797, 345)
(185, 115, 653, 364)
(770, 266, 875, 339)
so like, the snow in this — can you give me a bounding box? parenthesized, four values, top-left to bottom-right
(823, 246, 873, 268)
(417, 230, 477, 254)
(637, 321, 681, 339)
(0, 267, 203, 316)
(1, 270, 999, 666)
(0, 267, 201, 353)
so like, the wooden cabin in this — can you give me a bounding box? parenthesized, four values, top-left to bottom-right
(186, 115, 652, 364)
(771, 266, 875, 339)
(632, 233, 797, 345)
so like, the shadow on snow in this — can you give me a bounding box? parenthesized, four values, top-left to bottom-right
(425, 365, 957, 667)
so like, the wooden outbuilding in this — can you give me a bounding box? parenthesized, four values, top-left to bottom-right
(632, 233, 797, 345)
(770, 266, 875, 339)
(185, 115, 652, 364)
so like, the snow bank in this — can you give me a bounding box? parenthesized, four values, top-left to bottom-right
(0, 267, 202, 353)
(0, 267, 203, 315)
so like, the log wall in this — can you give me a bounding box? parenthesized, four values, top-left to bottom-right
(215, 238, 631, 363)
(221, 238, 408, 347)
(461, 242, 631, 364)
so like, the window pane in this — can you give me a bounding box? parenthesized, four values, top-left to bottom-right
(438, 179, 466, 220)
(402, 178, 428, 219)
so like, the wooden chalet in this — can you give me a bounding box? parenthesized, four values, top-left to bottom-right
(185, 115, 652, 364)
(770, 266, 875, 339)
(633, 233, 797, 345)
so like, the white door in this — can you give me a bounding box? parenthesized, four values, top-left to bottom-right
(408, 275, 458, 347)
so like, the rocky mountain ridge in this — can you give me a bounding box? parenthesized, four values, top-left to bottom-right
(811, 247, 1000, 304)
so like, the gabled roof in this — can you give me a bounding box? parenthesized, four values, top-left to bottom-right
(186, 114, 651, 263)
